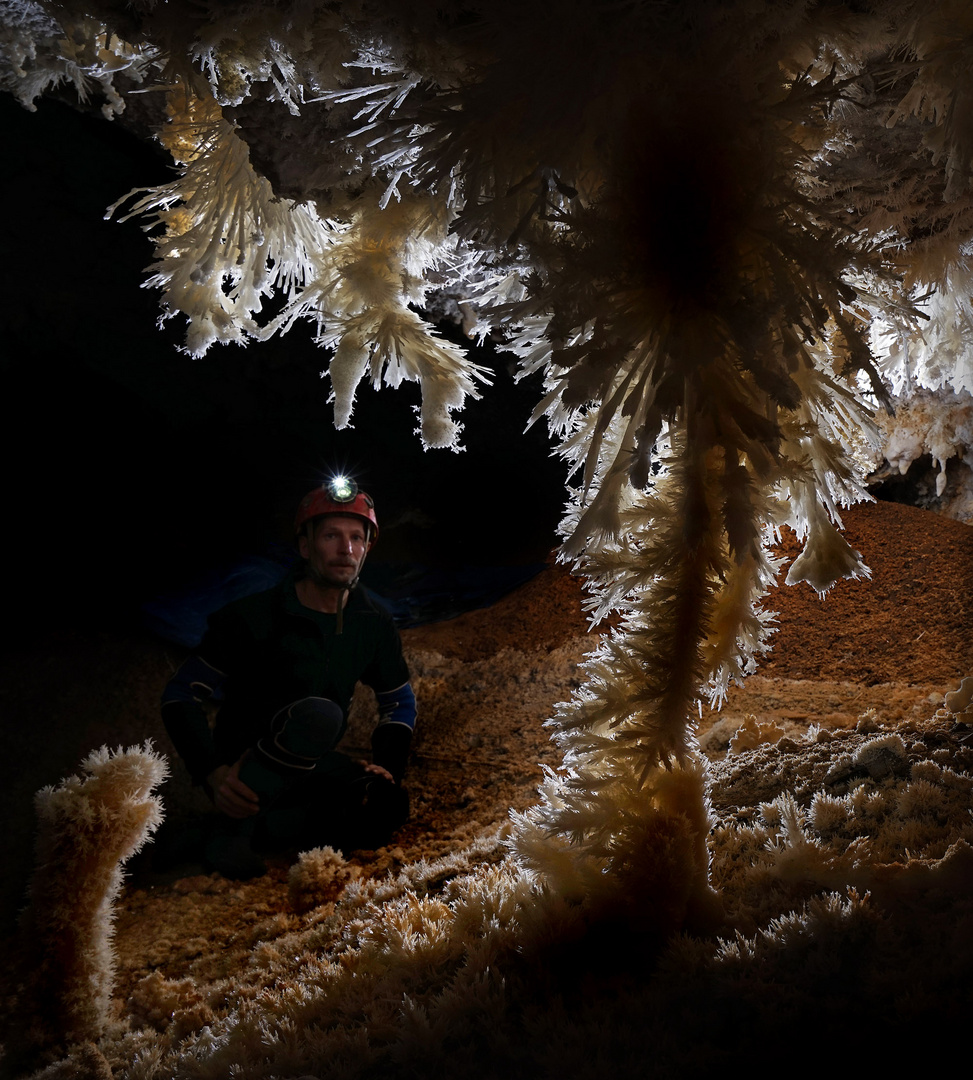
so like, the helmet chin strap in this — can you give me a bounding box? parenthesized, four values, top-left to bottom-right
(305, 566, 362, 591)
(305, 573, 354, 634)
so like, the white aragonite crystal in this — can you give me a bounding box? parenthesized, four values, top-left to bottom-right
(852, 733, 909, 781)
(784, 500, 872, 596)
(809, 791, 850, 836)
(11, 743, 167, 1060)
(944, 676, 973, 714)
(15, 0, 973, 938)
(872, 387, 973, 499)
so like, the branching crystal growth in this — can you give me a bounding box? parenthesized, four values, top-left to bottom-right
(9, 0, 973, 926)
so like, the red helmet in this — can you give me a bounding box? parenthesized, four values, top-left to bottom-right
(294, 479, 379, 539)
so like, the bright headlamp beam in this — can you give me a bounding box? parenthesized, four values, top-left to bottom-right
(327, 475, 358, 503)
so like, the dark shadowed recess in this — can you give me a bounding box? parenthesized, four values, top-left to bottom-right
(1, 94, 567, 648)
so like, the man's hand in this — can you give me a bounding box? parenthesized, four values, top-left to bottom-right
(359, 760, 394, 783)
(206, 757, 260, 818)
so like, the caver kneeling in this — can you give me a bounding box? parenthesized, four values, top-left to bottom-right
(161, 478, 416, 878)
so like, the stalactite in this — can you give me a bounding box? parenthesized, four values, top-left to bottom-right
(6, 0, 973, 934)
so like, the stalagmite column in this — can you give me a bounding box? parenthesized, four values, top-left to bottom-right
(7, 743, 167, 1063)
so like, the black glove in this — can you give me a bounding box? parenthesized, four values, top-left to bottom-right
(357, 776, 410, 848)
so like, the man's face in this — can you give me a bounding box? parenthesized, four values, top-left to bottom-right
(299, 515, 370, 589)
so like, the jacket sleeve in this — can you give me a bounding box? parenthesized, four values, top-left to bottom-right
(362, 607, 415, 783)
(160, 604, 249, 784)
(372, 681, 416, 783)
(160, 653, 227, 785)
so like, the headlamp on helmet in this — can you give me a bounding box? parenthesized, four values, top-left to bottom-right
(326, 475, 357, 503)
(294, 475, 378, 539)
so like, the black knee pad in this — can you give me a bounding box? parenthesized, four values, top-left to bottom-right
(241, 698, 345, 801)
(261, 697, 344, 768)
